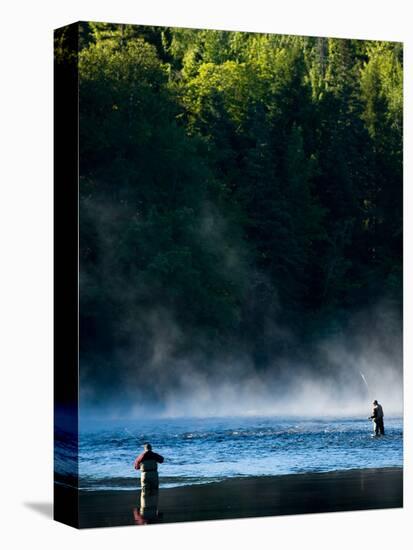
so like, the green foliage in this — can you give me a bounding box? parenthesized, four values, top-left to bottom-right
(76, 23, 403, 371)
(79, 32, 249, 362)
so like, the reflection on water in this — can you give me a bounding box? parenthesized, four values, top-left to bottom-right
(133, 490, 162, 525)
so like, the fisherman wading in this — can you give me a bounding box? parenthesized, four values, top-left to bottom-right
(370, 400, 385, 436)
(134, 443, 164, 495)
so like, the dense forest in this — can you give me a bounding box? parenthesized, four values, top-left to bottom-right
(56, 23, 403, 409)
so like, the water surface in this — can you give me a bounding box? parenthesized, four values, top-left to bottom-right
(56, 416, 403, 491)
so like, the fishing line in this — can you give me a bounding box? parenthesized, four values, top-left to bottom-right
(124, 427, 140, 444)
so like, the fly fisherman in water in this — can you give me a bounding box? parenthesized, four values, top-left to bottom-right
(369, 400, 385, 436)
(134, 443, 164, 495)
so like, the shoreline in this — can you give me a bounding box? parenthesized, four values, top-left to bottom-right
(76, 464, 404, 492)
(65, 467, 403, 528)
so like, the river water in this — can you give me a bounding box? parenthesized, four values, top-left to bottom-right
(52, 416, 404, 491)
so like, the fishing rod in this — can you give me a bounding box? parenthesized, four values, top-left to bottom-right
(360, 372, 375, 432)
(360, 371, 369, 394)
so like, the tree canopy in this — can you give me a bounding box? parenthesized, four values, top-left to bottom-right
(72, 24, 403, 400)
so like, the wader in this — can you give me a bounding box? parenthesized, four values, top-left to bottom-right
(140, 459, 159, 495)
(372, 404, 385, 436)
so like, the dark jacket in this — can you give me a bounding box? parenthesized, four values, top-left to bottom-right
(371, 404, 384, 420)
